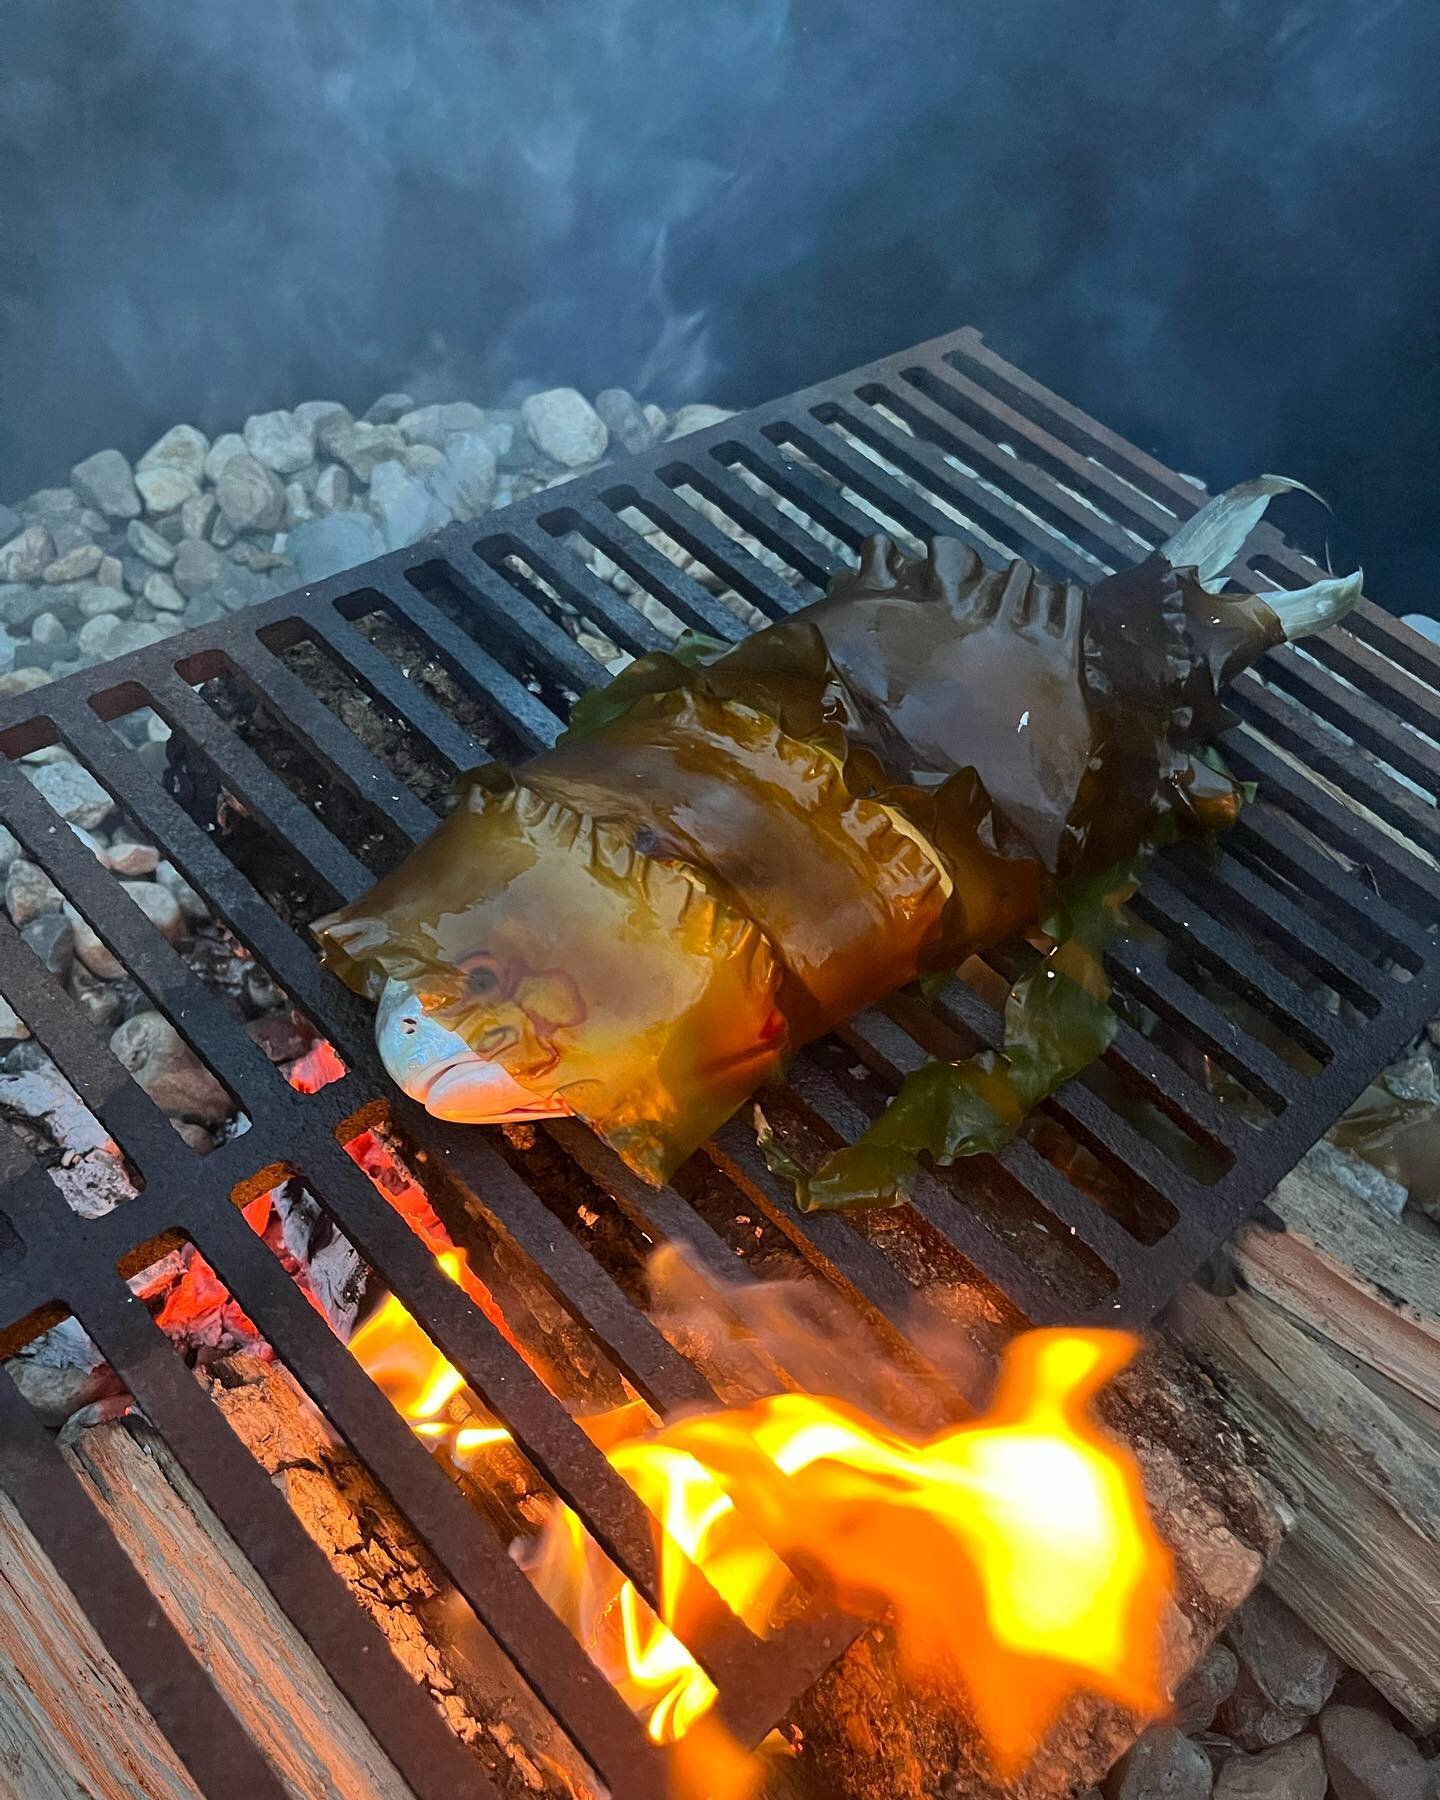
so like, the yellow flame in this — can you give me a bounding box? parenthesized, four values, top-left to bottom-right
(531, 1329, 1171, 1773)
(345, 1251, 513, 1464)
(343, 1238, 1170, 1778)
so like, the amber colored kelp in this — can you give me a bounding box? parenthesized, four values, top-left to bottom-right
(315, 479, 1360, 1207)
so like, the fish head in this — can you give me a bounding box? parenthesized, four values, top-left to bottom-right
(375, 975, 570, 1124)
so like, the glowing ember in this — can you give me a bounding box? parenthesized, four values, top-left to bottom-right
(528, 1329, 1171, 1773)
(287, 1037, 347, 1094)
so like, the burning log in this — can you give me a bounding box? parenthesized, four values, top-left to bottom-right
(764, 1335, 1283, 1800)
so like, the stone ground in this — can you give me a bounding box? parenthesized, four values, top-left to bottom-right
(0, 384, 743, 689)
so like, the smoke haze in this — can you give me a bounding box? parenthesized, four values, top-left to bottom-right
(3, 0, 1437, 608)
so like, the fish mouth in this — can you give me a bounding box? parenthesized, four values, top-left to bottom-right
(417, 1056, 568, 1124)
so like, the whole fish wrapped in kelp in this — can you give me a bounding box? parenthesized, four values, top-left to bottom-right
(314, 479, 1360, 1209)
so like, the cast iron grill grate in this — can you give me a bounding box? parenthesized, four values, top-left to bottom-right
(0, 326, 1435, 1799)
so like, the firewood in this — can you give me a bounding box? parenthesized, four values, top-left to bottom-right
(0, 1357, 596, 1800)
(1166, 1152, 1440, 1730)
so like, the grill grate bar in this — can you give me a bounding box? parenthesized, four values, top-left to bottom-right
(443, 545, 601, 695)
(0, 324, 1435, 1793)
(491, 523, 674, 657)
(0, 1369, 300, 1800)
(827, 390, 1109, 582)
(71, 1275, 496, 1800)
(661, 457, 845, 588)
(1262, 646, 1439, 797)
(614, 471, 809, 618)
(1133, 867, 1343, 1058)
(301, 606, 490, 774)
(1222, 718, 1440, 912)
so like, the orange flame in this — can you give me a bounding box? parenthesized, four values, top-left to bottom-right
(529, 1329, 1171, 1773)
(346, 1249, 512, 1465)
(148, 1038, 1171, 1777)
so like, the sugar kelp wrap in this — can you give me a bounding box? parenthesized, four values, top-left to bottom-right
(314, 480, 1359, 1203)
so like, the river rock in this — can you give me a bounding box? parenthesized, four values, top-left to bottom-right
(6, 860, 64, 927)
(0, 669, 52, 698)
(295, 400, 352, 433)
(1105, 1726, 1213, 1800)
(1318, 1705, 1434, 1800)
(0, 503, 23, 544)
(0, 526, 55, 582)
(137, 423, 208, 480)
(29, 760, 114, 829)
(287, 511, 386, 583)
(322, 420, 408, 482)
(0, 826, 18, 869)
(143, 572, 186, 613)
(116, 619, 172, 656)
(76, 582, 131, 619)
(283, 481, 313, 529)
(65, 963, 120, 1031)
(65, 904, 122, 978)
(0, 995, 28, 1041)
(151, 861, 208, 922)
(243, 408, 315, 475)
(76, 613, 119, 659)
(402, 443, 446, 477)
(0, 584, 53, 629)
(172, 537, 220, 597)
(1228, 1587, 1342, 1718)
(178, 492, 216, 541)
(109, 1011, 231, 1124)
(521, 388, 608, 468)
(22, 911, 75, 979)
(29, 612, 67, 656)
(398, 401, 487, 449)
(429, 431, 498, 517)
(369, 460, 448, 548)
(105, 840, 160, 878)
(126, 518, 177, 568)
(668, 402, 735, 440)
(41, 544, 103, 584)
(216, 454, 286, 532)
(123, 879, 183, 943)
(364, 392, 415, 424)
(96, 555, 124, 590)
(71, 449, 142, 520)
(199, 435, 242, 484)
(134, 463, 199, 515)
(595, 388, 657, 454)
(312, 465, 350, 513)
(1217, 1738, 1328, 1800)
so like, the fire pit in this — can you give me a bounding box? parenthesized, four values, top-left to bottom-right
(0, 326, 1435, 1799)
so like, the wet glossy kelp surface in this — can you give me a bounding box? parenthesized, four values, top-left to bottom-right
(317, 490, 1350, 1206)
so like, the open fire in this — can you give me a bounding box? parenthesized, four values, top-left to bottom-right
(136, 1034, 1175, 1789)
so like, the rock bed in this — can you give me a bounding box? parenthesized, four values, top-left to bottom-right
(0, 384, 751, 690)
(0, 741, 324, 1180)
(1103, 1584, 1439, 1800)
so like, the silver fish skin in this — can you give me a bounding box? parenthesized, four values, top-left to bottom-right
(375, 977, 568, 1123)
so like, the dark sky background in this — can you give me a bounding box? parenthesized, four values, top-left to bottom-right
(3, 0, 1437, 612)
